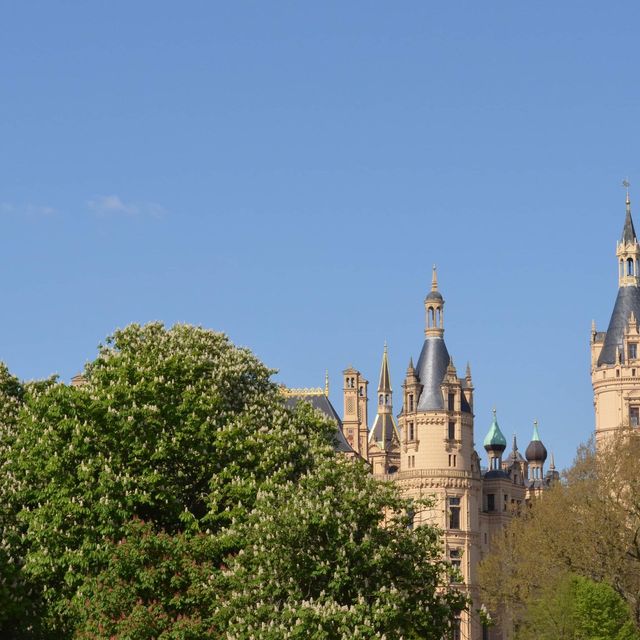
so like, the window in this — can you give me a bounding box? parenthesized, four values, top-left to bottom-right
(452, 617, 461, 640)
(408, 422, 414, 441)
(631, 406, 640, 427)
(628, 258, 634, 276)
(448, 496, 461, 529)
(359, 385, 364, 397)
(408, 393, 414, 412)
(448, 421, 455, 440)
(449, 548, 462, 582)
(487, 494, 495, 512)
(448, 392, 455, 411)
(503, 494, 508, 511)
(448, 454, 456, 467)
(630, 344, 638, 360)
(617, 369, 620, 378)
(634, 369, 637, 377)
(379, 394, 383, 405)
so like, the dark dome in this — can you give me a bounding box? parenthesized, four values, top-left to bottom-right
(484, 469, 510, 480)
(525, 439, 548, 463)
(425, 290, 443, 302)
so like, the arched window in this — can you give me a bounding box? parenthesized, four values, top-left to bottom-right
(379, 394, 383, 405)
(428, 307, 435, 327)
(358, 385, 363, 397)
(628, 258, 634, 276)
(385, 394, 389, 404)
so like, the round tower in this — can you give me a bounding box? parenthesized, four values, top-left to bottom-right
(592, 186, 640, 448)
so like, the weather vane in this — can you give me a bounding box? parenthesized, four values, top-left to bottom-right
(623, 178, 630, 189)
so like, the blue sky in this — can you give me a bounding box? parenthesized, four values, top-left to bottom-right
(1, 2, 639, 471)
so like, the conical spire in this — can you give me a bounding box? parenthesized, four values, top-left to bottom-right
(549, 451, 556, 470)
(622, 181, 637, 244)
(465, 362, 472, 379)
(378, 342, 392, 392)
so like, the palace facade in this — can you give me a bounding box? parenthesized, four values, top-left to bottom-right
(285, 267, 557, 640)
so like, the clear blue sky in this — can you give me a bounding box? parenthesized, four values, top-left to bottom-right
(2, 2, 638, 471)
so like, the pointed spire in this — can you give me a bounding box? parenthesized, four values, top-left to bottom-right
(324, 370, 329, 396)
(621, 179, 637, 244)
(549, 451, 556, 470)
(531, 419, 541, 441)
(431, 264, 438, 291)
(465, 362, 472, 379)
(377, 342, 392, 392)
(512, 433, 518, 452)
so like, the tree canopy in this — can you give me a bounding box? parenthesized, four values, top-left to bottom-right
(479, 436, 640, 638)
(0, 323, 464, 639)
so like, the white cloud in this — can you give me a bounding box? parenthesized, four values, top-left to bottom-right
(0, 202, 56, 217)
(87, 195, 166, 218)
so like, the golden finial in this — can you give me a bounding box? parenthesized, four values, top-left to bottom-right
(431, 264, 438, 291)
(324, 369, 329, 396)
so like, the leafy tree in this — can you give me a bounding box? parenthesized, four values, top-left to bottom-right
(219, 457, 465, 640)
(516, 574, 639, 640)
(479, 435, 640, 634)
(0, 323, 464, 639)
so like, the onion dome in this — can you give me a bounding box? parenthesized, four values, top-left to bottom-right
(483, 409, 507, 453)
(525, 420, 548, 463)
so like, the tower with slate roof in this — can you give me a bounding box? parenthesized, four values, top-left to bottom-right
(396, 267, 482, 640)
(368, 343, 401, 475)
(592, 187, 640, 447)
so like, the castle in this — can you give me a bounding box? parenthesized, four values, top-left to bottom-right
(285, 192, 637, 640)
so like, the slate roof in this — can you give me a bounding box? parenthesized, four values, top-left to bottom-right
(284, 394, 353, 453)
(368, 412, 400, 451)
(597, 285, 640, 365)
(622, 203, 637, 244)
(415, 336, 450, 411)
(378, 344, 392, 392)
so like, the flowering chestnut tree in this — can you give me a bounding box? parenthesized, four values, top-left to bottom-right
(0, 323, 464, 638)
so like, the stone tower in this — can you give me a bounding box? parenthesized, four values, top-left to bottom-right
(342, 367, 369, 457)
(368, 343, 401, 475)
(592, 189, 640, 447)
(396, 267, 482, 640)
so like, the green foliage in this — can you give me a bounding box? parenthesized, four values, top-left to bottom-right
(516, 574, 640, 640)
(219, 458, 466, 639)
(0, 323, 463, 639)
(480, 435, 640, 635)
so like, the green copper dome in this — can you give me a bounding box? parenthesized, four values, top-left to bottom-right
(483, 409, 507, 451)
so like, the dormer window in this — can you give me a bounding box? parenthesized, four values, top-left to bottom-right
(630, 406, 640, 427)
(629, 344, 637, 360)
